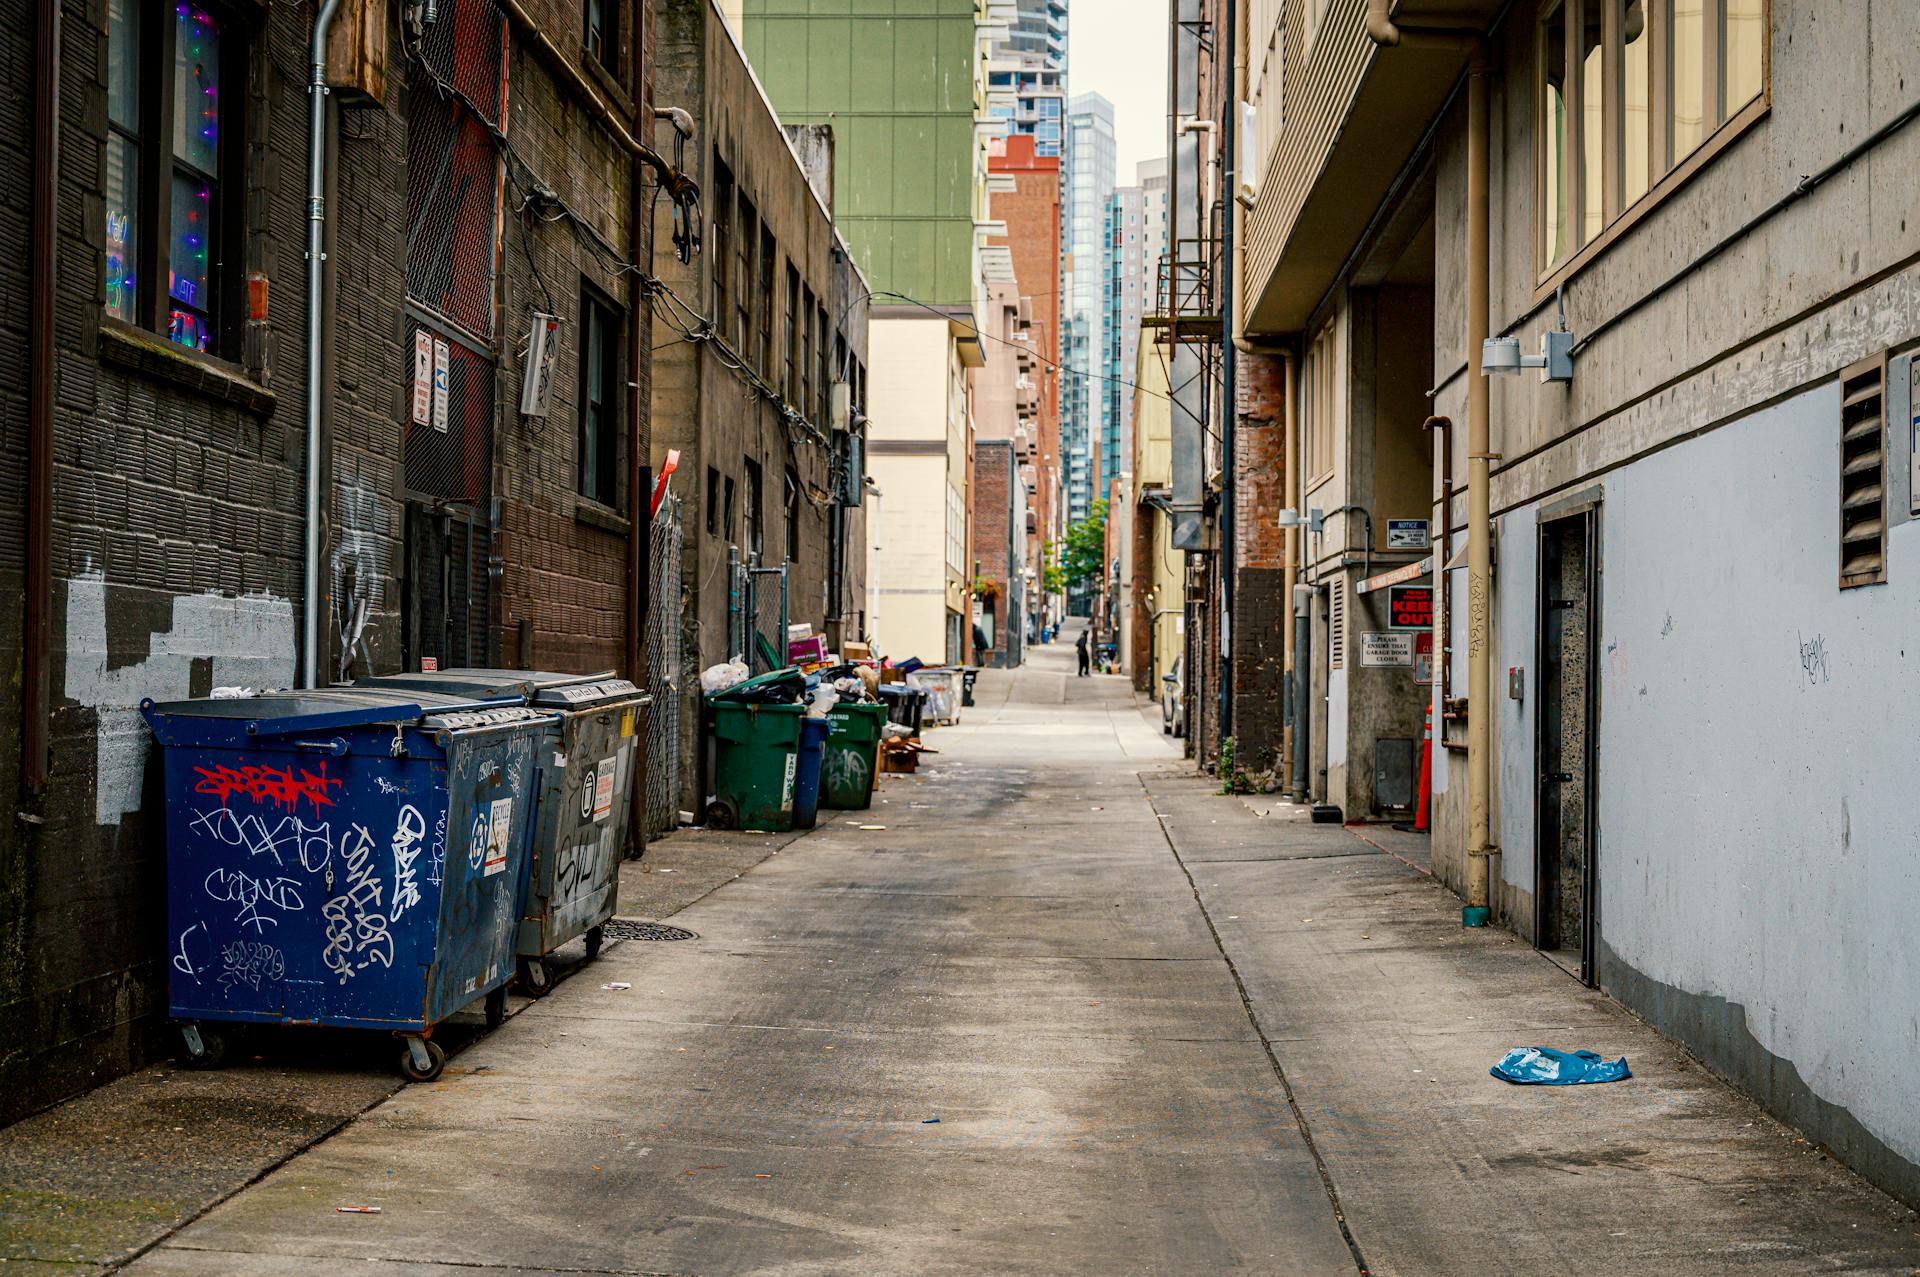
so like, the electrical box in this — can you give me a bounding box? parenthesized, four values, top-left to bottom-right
(519, 312, 561, 418)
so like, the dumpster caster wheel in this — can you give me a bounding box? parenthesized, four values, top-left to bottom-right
(179, 1023, 228, 1070)
(398, 1038, 446, 1083)
(518, 957, 552, 998)
(584, 925, 604, 960)
(484, 986, 507, 1029)
(705, 798, 738, 830)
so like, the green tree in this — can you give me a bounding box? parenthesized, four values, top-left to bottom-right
(1061, 500, 1109, 593)
(1042, 540, 1067, 594)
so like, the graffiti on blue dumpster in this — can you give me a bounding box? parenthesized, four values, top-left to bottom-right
(390, 804, 427, 921)
(320, 823, 394, 984)
(217, 940, 286, 990)
(204, 865, 308, 932)
(172, 921, 210, 984)
(191, 760, 343, 814)
(187, 807, 333, 872)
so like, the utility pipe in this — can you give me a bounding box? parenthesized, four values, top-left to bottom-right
(1216, 0, 1238, 745)
(1365, 0, 1492, 925)
(302, 0, 343, 688)
(1281, 349, 1298, 795)
(1462, 49, 1492, 927)
(1425, 413, 1454, 739)
(624, 1, 648, 853)
(23, 0, 59, 792)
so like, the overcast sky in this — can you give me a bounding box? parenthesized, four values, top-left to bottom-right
(1068, 0, 1170, 182)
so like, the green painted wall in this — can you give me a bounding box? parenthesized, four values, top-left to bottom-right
(740, 0, 980, 308)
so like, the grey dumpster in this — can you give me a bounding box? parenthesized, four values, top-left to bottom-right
(354, 669, 651, 993)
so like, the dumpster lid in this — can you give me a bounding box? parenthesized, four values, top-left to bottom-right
(529, 677, 644, 708)
(142, 689, 438, 740)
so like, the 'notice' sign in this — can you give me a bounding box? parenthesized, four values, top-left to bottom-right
(1389, 584, 1433, 630)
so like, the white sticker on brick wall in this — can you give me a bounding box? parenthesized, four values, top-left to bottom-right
(64, 568, 295, 826)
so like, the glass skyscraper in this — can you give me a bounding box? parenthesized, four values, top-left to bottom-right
(1063, 92, 1114, 530)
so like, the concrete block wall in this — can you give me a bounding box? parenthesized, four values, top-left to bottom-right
(492, 26, 648, 681)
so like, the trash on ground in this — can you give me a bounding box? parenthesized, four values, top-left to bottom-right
(1490, 1046, 1631, 1085)
(602, 982, 632, 991)
(860, 824, 886, 830)
(921, 1117, 941, 1124)
(335, 1205, 382, 1214)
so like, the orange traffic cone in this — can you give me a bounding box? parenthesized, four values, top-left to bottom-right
(1413, 699, 1433, 832)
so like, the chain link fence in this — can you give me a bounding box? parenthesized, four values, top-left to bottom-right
(747, 564, 789, 674)
(644, 498, 684, 840)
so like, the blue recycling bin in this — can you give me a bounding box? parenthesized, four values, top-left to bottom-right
(141, 688, 557, 1082)
(792, 716, 829, 830)
(352, 669, 651, 994)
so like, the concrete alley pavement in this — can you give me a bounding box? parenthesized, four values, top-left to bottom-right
(111, 635, 1920, 1276)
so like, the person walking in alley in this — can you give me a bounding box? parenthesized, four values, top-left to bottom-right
(1076, 627, 1091, 677)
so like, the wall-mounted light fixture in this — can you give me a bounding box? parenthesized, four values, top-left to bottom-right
(1481, 331, 1575, 382)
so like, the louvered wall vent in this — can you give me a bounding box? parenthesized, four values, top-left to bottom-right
(1840, 353, 1888, 589)
(1328, 578, 1346, 670)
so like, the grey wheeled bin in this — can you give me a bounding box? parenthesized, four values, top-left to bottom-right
(354, 669, 652, 994)
(141, 689, 557, 1081)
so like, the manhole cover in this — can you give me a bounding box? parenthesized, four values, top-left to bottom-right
(603, 920, 698, 942)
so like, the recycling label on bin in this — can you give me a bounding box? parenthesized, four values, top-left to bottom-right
(470, 797, 514, 876)
(592, 757, 615, 822)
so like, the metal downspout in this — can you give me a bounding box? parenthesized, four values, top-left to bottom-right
(1217, 0, 1238, 749)
(1281, 350, 1298, 797)
(302, 0, 342, 689)
(23, 0, 59, 794)
(1364, 0, 1493, 926)
(625, 6, 650, 855)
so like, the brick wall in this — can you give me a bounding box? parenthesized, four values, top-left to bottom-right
(1229, 348, 1287, 774)
(492, 26, 646, 682)
(969, 440, 1014, 666)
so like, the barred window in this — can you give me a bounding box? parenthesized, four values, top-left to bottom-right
(104, 0, 245, 357)
(404, 0, 507, 507)
(784, 264, 801, 400)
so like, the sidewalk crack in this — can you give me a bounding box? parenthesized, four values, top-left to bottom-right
(1139, 774, 1375, 1277)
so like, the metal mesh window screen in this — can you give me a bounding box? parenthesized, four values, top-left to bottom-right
(406, 0, 506, 341)
(404, 318, 495, 505)
(644, 499, 684, 837)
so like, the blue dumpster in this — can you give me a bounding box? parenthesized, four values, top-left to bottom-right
(792, 716, 829, 830)
(353, 669, 652, 994)
(142, 688, 556, 1082)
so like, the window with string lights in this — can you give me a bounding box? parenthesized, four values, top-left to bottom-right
(104, 0, 245, 358)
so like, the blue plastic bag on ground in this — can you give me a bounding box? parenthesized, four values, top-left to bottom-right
(1490, 1046, 1631, 1085)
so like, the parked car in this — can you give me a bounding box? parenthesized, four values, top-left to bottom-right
(1161, 656, 1184, 737)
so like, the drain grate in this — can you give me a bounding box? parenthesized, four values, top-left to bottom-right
(603, 920, 698, 942)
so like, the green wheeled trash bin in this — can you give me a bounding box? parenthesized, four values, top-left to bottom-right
(706, 702, 805, 832)
(822, 702, 886, 810)
(354, 669, 652, 996)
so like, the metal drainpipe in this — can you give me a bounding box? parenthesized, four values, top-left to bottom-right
(1217, 0, 1237, 749)
(1280, 349, 1298, 796)
(1365, 0, 1492, 926)
(23, 0, 60, 795)
(302, 0, 342, 689)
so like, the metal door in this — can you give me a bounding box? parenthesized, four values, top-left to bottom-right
(1534, 505, 1600, 984)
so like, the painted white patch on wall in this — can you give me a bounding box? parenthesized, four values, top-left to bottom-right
(1595, 381, 1920, 1169)
(1495, 510, 1538, 895)
(64, 570, 296, 825)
